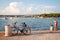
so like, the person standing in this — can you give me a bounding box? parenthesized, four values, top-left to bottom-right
(20, 22, 28, 34)
(54, 19, 58, 30)
(13, 22, 19, 34)
(20, 22, 31, 34)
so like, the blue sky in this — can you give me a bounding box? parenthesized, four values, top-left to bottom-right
(0, 0, 60, 15)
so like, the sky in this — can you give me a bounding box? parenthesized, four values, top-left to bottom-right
(0, 0, 60, 15)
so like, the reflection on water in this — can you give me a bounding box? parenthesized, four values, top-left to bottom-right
(0, 17, 60, 31)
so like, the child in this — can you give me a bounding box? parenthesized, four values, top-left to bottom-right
(50, 25, 54, 32)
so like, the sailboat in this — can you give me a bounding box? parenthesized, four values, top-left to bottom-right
(5, 17, 8, 20)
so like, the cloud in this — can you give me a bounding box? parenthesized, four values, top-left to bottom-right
(41, 6, 56, 13)
(0, 2, 24, 15)
(0, 2, 56, 15)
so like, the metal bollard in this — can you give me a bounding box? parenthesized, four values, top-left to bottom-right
(5, 25, 12, 36)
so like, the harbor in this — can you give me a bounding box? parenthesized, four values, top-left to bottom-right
(0, 0, 60, 40)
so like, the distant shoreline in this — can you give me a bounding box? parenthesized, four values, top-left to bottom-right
(0, 13, 60, 18)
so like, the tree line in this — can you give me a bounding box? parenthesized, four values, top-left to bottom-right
(38, 13, 60, 17)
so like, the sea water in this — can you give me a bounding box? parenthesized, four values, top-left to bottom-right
(0, 17, 60, 31)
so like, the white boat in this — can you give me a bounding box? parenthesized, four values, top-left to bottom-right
(5, 17, 13, 20)
(9, 17, 13, 19)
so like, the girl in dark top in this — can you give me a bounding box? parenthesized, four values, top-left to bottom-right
(20, 22, 28, 34)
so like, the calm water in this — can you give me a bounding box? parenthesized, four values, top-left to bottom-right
(0, 17, 60, 31)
